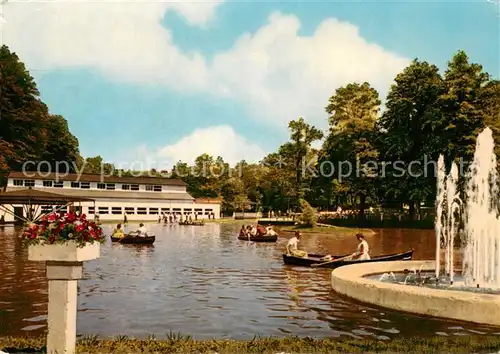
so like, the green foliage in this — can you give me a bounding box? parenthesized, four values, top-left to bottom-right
(2, 335, 500, 353)
(0, 45, 81, 176)
(298, 198, 317, 227)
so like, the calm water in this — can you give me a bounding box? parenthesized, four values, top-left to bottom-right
(1, 223, 499, 339)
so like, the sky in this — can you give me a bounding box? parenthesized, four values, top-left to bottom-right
(1, 0, 499, 170)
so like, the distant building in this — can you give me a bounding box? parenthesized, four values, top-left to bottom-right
(2, 171, 221, 221)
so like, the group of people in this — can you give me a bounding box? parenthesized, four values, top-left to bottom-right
(286, 231, 370, 261)
(239, 224, 278, 238)
(111, 223, 149, 239)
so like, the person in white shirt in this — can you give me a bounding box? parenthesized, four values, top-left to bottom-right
(136, 223, 147, 236)
(286, 231, 307, 257)
(351, 233, 370, 260)
(265, 226, 277, 236)
(250, 226, 257, 236)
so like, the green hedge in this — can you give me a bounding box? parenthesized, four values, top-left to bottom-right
(2, 334, 500, 353)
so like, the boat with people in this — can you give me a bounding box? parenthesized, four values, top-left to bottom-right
(110, 223, 155, 244)
(238, 224, 278, 242)
(178, 220, 205, 226)
(282, 249, 414, 268)
(111, 231, 156, 244)
(237, 234, 278, 242)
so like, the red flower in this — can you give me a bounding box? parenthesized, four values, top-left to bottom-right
(47, 213, 57, 222)
(76, 224, 84, 232)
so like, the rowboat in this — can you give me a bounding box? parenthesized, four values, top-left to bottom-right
(179, 221, 205, 226)
(237, 234, 278, 242)
(282, 249, 414, 268)
(111, 231, 156, 245)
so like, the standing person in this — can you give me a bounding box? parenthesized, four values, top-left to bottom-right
(123, 214, 128, 224)
(350, 233, 370, 260)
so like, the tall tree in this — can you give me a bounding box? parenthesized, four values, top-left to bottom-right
(42, 115, 81, 172)
(287, 117, 323, 204)
(323, 82, 381, 219)
(438, 50, 489, 164)
(378, 59, 444, 217)
(0, 45, 49, 171)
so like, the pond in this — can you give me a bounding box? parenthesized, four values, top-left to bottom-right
(0, 222, 498, 339)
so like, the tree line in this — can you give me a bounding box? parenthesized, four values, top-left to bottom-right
(1, 45, 499, 219)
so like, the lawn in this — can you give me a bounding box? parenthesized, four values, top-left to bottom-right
(279, 223, 375, 236)
(1, 334, 500, 353)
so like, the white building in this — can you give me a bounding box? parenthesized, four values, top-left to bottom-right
(2, 171, 221, 222)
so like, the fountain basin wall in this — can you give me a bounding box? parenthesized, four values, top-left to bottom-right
(331, 260, 500, 326)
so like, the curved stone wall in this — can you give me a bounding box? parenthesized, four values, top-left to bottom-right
(331, 260, 500, 326)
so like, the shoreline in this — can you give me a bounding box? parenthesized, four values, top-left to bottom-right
(2, 335, 500, 353)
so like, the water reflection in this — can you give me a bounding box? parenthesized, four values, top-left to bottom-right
(0, 223, 499, 339)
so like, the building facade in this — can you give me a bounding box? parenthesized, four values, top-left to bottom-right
(2, 172, 221, 221)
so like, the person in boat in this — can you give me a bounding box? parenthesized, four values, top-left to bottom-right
(112, 223, 125, 238)
(239, 225, 247, 237)
(256, 224, 266, 236)
(265, 226, 277, 236)
(286, 231, 307, 258)
(136, 223, 148, 237)
(350, 233, 370, 260)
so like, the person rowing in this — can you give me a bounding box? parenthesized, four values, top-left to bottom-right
(136, 223, 148, 237)
(239, 225, 247, 237)
(112, 223, 125, 239)
(350, 233, 370, 260)
(286, 231, 307, 258)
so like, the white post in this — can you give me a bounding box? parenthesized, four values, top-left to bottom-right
(28, 242, 100, 354)
(45, 262, 82, 354)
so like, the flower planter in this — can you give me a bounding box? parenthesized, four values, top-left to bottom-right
(28, 241, 100, 262)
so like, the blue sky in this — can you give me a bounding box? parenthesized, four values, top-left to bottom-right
(3, 0, 499, 169)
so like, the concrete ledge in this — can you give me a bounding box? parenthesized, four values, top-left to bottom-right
(331, 260, 500, 326)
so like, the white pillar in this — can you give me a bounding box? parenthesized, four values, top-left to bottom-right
(45, 261, 83, 354)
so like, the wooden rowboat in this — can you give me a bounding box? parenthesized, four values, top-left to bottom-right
(111, 231, 155, 245)
(282, 249, 414, 268)
(179, 221, 205, 226)
(238, 234, 278, 242)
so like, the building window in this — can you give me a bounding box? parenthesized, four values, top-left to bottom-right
(161, 208, 170, 213)
(13, 179, 23, 186)
(137, 207, 147, 215)
(53, 181, 63, 188)
(122, 184, 130, 190)
(71, 182, 80, 188)
(74, 206, 82, 214)
(88, 206, 95, 214)
(149, 208, 159, 215)
(194, 208, 202, 212)
(43, 181, 53, 187)
(124, 207, 135, 214)
(130, 184, 139, 191)
(24, 180, 35, 187)
(145, 185, 154, 191)
(80, 182, 90, 189)
(184, 208, 192, 212)
(98, 207, 109, 214)
(153, 185, 162, 192)
(41, 206, 53, 213)
(205, 209, 213, 212)
(97, 183, 106, 189)
(111, 207, 122, 215)
(173, 208, 181, 212)
(106, 184, 115, 190)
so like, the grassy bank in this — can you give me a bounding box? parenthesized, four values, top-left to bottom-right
(279, 224, 375, 237)
(2, 335, 500, 353)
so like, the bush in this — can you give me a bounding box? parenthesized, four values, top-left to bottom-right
(298, 199, 318, 228)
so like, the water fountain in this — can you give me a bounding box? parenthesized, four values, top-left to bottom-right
(331, 127, 500, 326)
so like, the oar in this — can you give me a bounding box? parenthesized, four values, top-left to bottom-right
(311, 254, 354, 268)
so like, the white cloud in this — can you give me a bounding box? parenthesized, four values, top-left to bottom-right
(108, 125, 267, 168)
(3, 2, 410, 130)
(156, 125, 266, 165)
